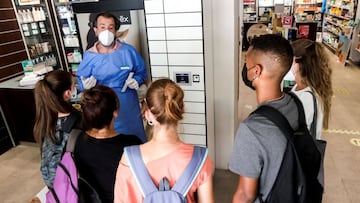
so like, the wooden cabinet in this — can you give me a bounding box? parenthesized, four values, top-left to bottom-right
(0, 0, 27, 82)
(0, 77, 36, 144)
(0, 105, 15, 155)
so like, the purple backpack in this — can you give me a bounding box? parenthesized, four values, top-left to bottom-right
(125, 145, 207, 203)
(46, 129, 101, 203)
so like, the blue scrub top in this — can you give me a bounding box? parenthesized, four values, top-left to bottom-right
(77, 41, 147, 142)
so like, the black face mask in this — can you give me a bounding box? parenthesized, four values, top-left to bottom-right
(242, 64, 255, 90)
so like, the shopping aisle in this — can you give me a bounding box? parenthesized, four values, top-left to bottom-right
(320, 59, 360, 203)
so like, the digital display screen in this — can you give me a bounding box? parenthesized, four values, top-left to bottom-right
(175, 73, 191, 85)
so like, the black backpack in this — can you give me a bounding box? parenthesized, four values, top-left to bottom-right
(253, 92, 322, 203)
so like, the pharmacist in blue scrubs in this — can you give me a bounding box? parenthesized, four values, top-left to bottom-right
(77, 12, 147, 143)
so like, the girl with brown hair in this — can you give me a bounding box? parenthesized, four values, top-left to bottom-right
(33, 70, 81, 188)
(114, 78, 214, 203)
(290, 38, 333, 139)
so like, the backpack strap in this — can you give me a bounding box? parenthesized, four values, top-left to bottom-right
(62, 111, 81, 133)
(253, 105, 296, 202)
(254, 105, 294, 139)
(66, 129, 82, 152)
(306, 91, 318, 139)
(253, 92, 310, 138)
(125, 145, 208, 198)
(124, 145, 157, 197)
(287, 92, 307, 128)
(172, 146, 207, 196)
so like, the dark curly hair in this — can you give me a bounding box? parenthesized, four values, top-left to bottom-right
(93, 12, 120, 30)
(249, 34, 294, 79)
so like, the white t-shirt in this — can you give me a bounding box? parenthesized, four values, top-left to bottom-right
(291, 85, 323, 139)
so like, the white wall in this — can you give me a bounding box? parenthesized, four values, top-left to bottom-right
(145, 0, 239, 169)
(76, 13, 89, 53)
(144, 0, 209, 154)
(203, 0, 239, 169)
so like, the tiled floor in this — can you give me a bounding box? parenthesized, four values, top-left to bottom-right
(0, 143, 44, 203)
(1, 50, 360, 202)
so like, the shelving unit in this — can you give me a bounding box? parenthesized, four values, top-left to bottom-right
(293, 0, 323, 32)
(258, 0, 274, 22)
(277, 0, 293, 15)
(14, 0, 61, 69)
(348, 4, 360, 65)
(51, 0, 83, 74)
(244, 0, 258, 22)
(322, 0, 355, 63)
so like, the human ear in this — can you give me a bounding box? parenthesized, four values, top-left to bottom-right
(145, 109, 158, 124)
(113, 110, 118, 118)
(291, 62, 299, 74)
(63, 89, 72, 102)
(255, 64, 263, 76)
(144, 109, 151, 121)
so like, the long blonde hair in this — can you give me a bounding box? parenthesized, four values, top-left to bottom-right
(292, 39, 333, 129)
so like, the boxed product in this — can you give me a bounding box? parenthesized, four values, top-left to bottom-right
(21, 60, 34, 75)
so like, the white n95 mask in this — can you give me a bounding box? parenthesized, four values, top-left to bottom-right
(98, 30, 114, 47)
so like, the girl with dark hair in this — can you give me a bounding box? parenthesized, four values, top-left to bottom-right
(290, 39, 333, 139)
(74, 85, 142, 203)
(33, 70, 81, 188)
(114, 78, 214, 203)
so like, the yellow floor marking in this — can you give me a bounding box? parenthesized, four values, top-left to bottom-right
(333, 88, 350, 94)
(350, 138, 360, 147)
(323, 129, 360, 135)
(244, 104, 253, 110)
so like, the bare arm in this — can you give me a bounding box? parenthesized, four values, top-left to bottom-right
(197, 176, 214, 203)
(232, 176, 258, 203)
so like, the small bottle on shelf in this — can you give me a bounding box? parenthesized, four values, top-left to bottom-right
(17, 10, 24, 23)
(32, 7, 38, 22)
(73, 49, 82, 63)
(26, 9, 34, 22)
(39, 7, 46, 21)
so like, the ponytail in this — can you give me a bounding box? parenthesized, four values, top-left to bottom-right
(145, 79, 184, 125)
(33, 70, 74, 148)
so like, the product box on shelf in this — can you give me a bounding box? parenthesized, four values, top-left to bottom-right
(18, 0, 40, 6)
(21, 60, 34, 75)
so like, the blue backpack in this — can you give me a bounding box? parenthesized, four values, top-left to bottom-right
(124, 145, 207, 203)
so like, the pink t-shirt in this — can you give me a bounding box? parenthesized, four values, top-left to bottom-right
(114, 143, 214, 203)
